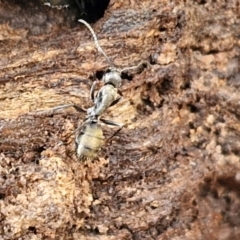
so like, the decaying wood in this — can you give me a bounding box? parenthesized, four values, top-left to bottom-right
(1, 0, 240, 239)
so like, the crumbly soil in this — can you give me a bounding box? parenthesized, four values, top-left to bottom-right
(1, 0, 240, 239)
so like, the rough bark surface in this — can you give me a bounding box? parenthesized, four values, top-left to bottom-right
(1, 0, 240, 239)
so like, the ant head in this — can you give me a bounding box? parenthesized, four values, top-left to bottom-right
(102, 68, 122, 88)
(79, 19, 151, 87)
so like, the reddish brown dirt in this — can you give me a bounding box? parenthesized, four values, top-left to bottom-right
(1, 0, 240, 239)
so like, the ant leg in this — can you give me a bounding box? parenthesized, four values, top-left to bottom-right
(27, 104, 87, 116)
(118, 89, 123, 96)
(44, 104, 87, 114)
(71, 104, 87, 113)
(120, 60, 151, 72)
(49, 104, 74, 111)
(109, 97, 122, 107)
(109, 90, 123, 107)
(66, 119, 88, 145)
(100, 118, 123, 127)
(107, 127, 123, 141)
(90, 81, 97, 102)
(74, 120, 88, 142)
(27, 104, 74, 116)
(52, 104, 87, 114)
(100, 118, 125, 141)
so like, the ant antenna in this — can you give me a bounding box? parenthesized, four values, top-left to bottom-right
(119, 60, 151, 73)
(78, 19, 113, 67)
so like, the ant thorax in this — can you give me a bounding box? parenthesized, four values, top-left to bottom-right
(102, 70, 122, 88)
(87, 84, 119, 117)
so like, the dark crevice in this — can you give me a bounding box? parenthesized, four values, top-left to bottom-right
(159, 27, 167, 32)
(28, 226, 37, 234)
(33, 146, 45, 154)
(158, 78, 173, 93)
(180, 81, 191, 90)
(41, 0, 110, 23)
(187, 103, 199, 113)
(149, 54, 157, 65)
(121, 72, 133, 81)
(0, 193, 6, 200)
(5, 0, 110, 24)
(190, 46, 220, 55)
(74, 0, 110, 23)
(197, 0, 207, 4)
(217, 176, 240, 196)
(95, 70, 104, 80)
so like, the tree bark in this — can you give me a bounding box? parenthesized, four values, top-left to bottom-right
(0, 0, 240, 239)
